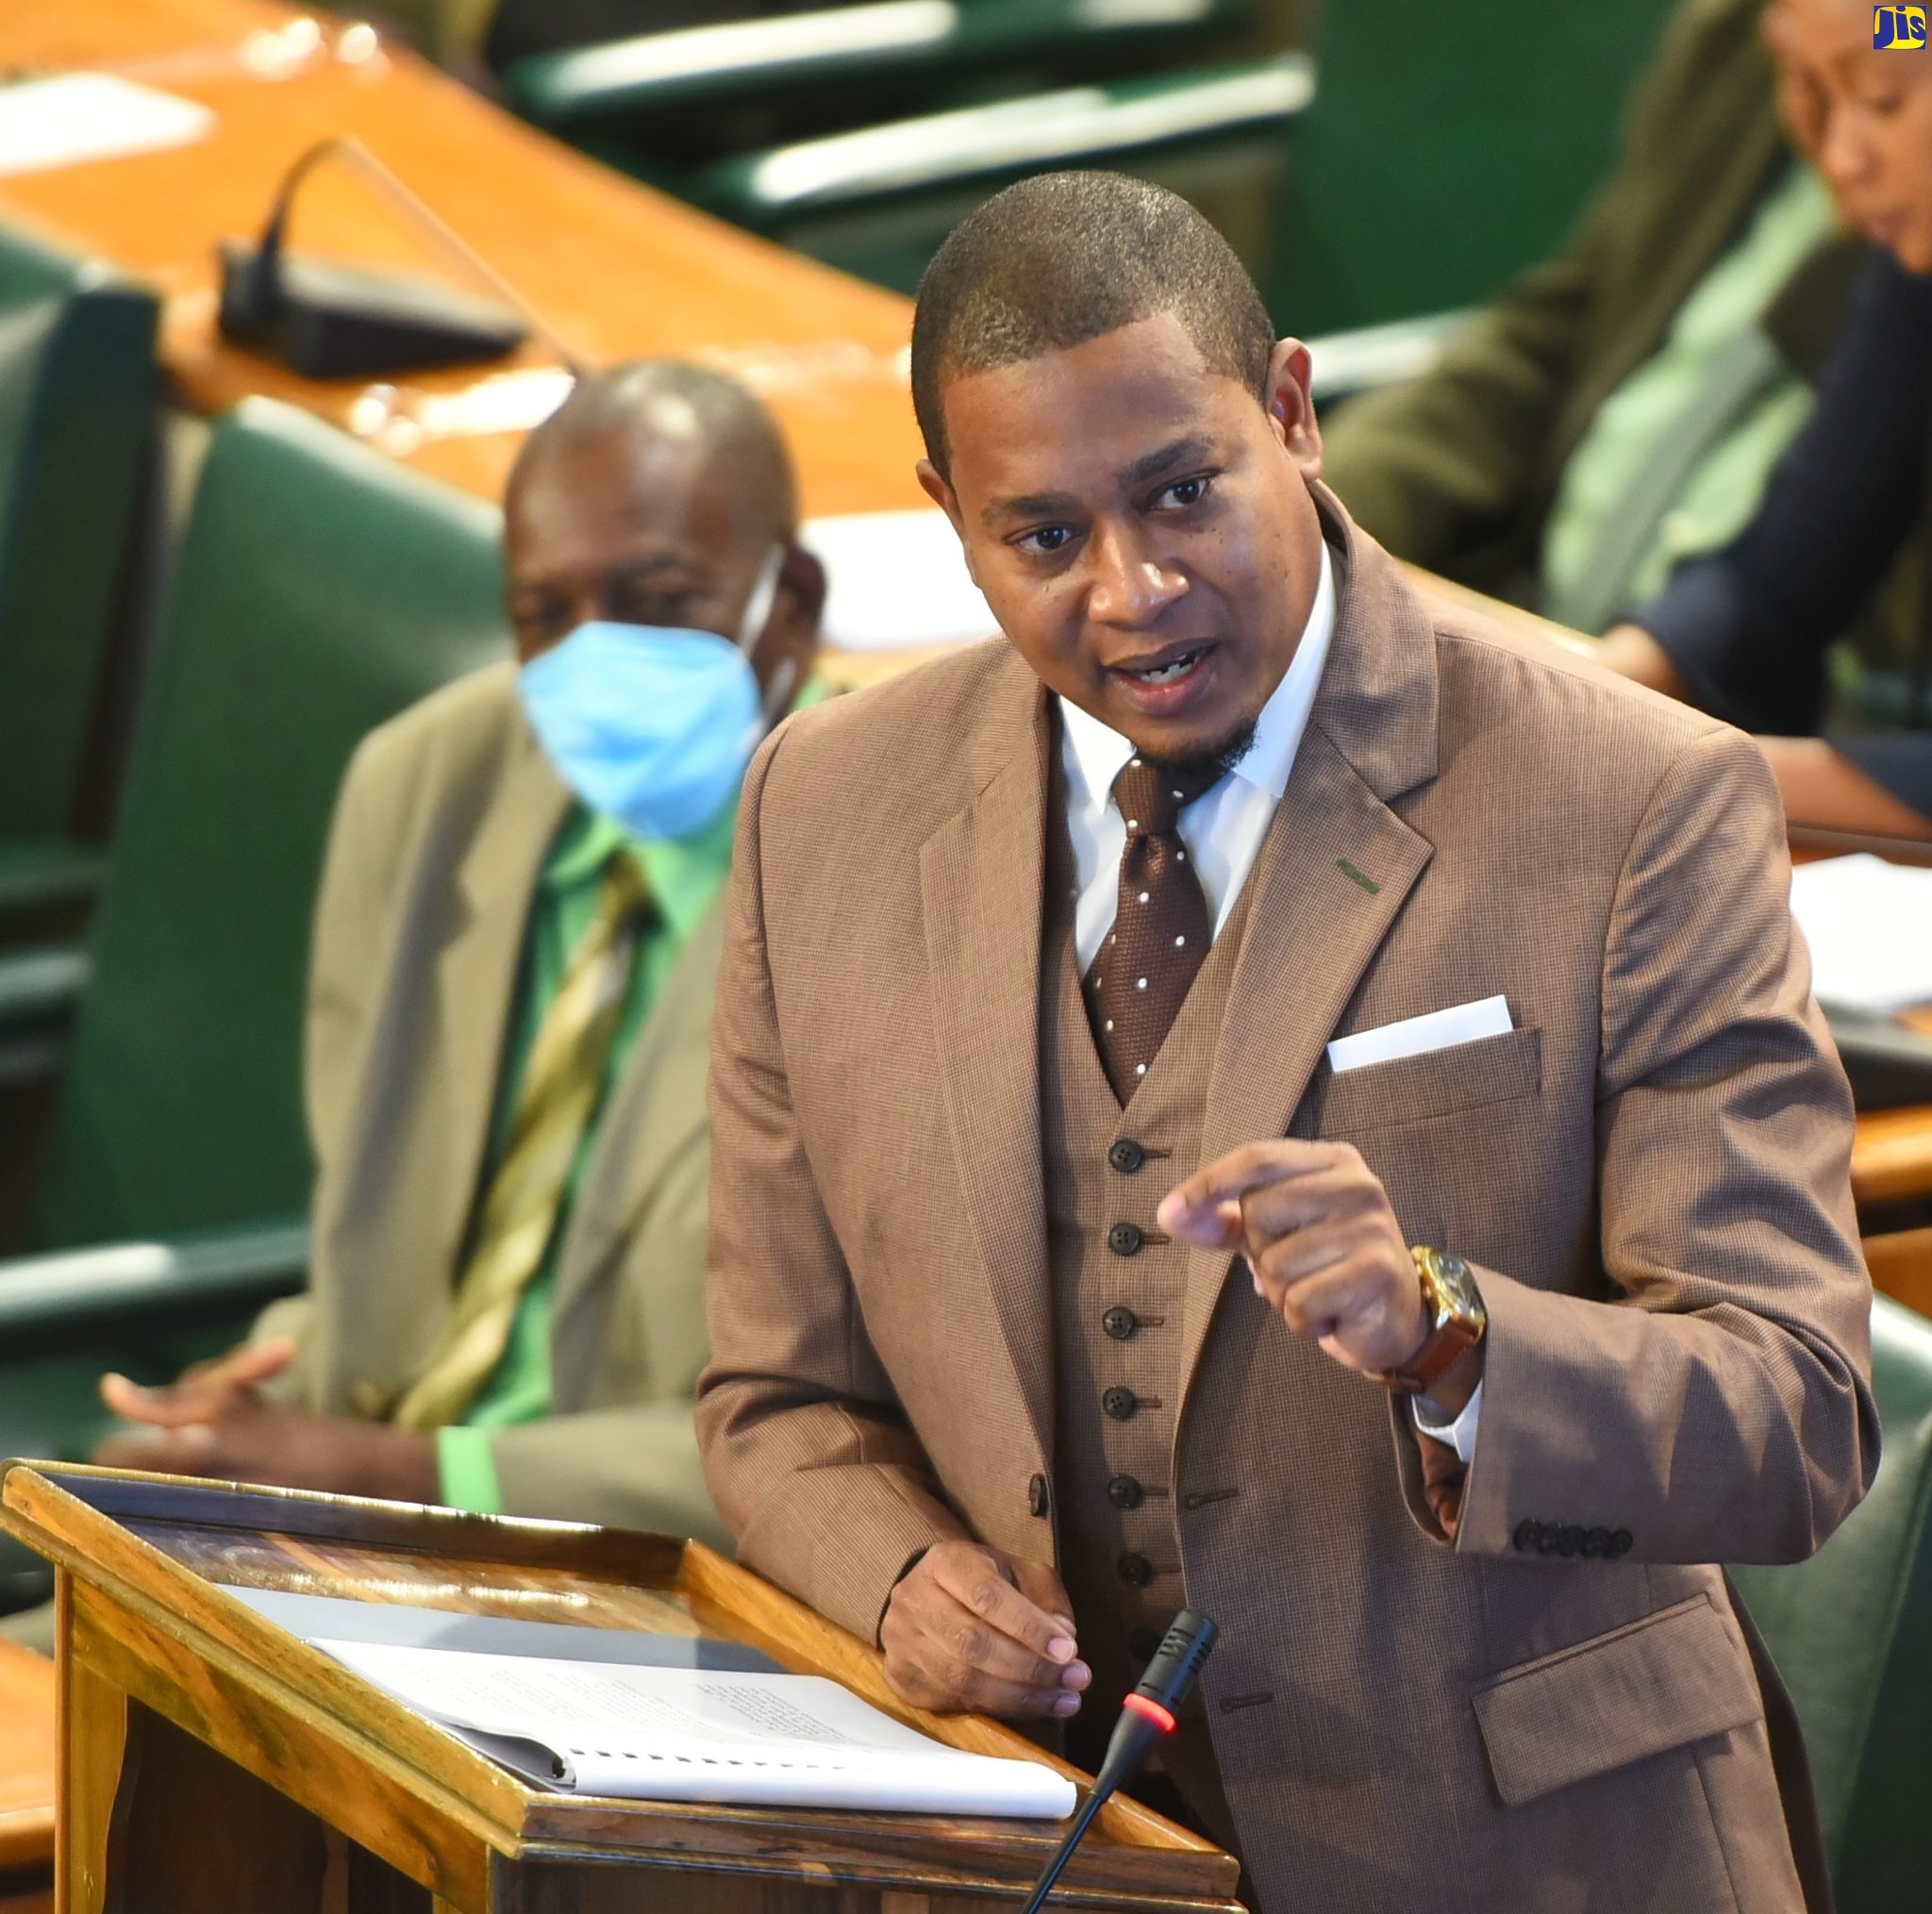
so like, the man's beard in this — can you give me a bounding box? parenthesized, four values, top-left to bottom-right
(1141, 714, 1258, 790)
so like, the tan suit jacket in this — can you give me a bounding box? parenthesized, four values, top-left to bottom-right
(698, 493, 1877, 1911)
(258, 661, 728, 1547)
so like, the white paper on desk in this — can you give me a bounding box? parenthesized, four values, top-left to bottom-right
(1326, 994, 1513, 1074)
(1789, 854, 1932, 1012)
(800, 508, 997, 653)
(0, 75, 213, 179)
(316, 1639, 1074, 1817)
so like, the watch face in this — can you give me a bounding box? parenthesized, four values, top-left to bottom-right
(1434, 1253, 1483, 1325)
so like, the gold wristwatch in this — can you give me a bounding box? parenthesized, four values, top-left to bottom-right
(1377, 1247, 1487, 1396)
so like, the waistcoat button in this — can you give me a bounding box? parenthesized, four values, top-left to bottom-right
(1102, 1386, 1139, 1421)
(1027, 1473, 1049, 1518)
(1108, 1139, 1146, 1174)
(1107, 1473, 1143, 1509)
(1117, 1553, 1155, 1588)
(1102, 1306, 1139, 1341)
(1108, 1222, 1143, 1257)
(1129, 1625, 1163, 1660)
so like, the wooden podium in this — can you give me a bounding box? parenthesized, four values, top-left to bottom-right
(0, 1464, 1241, 1914)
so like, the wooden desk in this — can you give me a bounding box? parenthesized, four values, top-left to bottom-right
(0, 1639, 54, 1914)
(1853, 1090, 1932, 1214)
(0, 0, 926, 518)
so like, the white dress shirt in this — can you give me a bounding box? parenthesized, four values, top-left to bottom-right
(1059, 541, 1338, 970)
(1055, 539, 1483, 1461)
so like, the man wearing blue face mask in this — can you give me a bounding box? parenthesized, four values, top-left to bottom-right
(90, 359, 824, 1539)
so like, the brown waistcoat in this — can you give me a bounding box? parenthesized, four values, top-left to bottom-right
(1041, 805, 1254, 1851)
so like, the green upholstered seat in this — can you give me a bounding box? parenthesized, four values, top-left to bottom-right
(0, 1219, 311, 1612)
(502, 0, 1256, 171)
(25, 396, 510, 1251)
(0, 225, 158, 910)
(0, 398, 508, 1608)
(1266, 0, 1678, 335)
(691, 55, 1312, 296)
(1732, 1294, 1932, 1912)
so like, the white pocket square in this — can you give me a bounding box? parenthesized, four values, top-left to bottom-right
(1326, 994, 1513, 1074)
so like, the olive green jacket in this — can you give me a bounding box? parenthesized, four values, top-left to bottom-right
(256, 662, 728, 1547)
(1322, 0, 1865, 611)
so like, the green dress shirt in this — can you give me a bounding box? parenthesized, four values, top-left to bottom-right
(1541, 163, 1837, 621)
(433, 796, 737, 1511)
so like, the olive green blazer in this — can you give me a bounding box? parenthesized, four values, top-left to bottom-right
(257, 661, 728, 1547)
(1322, 0, 1867, 611)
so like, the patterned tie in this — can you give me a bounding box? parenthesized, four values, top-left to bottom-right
(1085, 756, 1217, 1102)
(391, 853, 652, 1431)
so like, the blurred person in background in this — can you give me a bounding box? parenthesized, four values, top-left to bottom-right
(1323, 0, 1896, 663)
(1597, 0, 1932, 837)
(86, 359, 823, 1540)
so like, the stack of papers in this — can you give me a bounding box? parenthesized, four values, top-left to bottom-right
(318, 1636, 1075, 1817)
(1789, 854, 1932, 1012)
(0, 75, 213, 178)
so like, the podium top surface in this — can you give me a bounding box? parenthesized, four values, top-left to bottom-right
(1, 1463, 1241, 1911)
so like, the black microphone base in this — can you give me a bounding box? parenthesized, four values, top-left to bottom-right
(217, 240, 528, 378)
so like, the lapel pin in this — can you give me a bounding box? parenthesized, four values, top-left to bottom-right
(1337, 858, 1380, 895)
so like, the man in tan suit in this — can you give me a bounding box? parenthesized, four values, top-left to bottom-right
(92, 360, 823, 1545)
(697, 175, 1876, 1910)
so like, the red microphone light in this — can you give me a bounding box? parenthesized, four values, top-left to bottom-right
(1120, 1691, 1175, 1735)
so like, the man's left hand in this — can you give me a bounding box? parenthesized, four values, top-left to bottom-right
(1158, 1140, 1429, 1380)
(94, 1370, 439, 1504)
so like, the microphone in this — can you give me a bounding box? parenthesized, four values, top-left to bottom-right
(218, 136, 583, 379)
(1016, 1609, 1218, 1914)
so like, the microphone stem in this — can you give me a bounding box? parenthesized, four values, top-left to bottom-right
(1016, 1781, 1111, 1914)
(266, 135, 587, 374)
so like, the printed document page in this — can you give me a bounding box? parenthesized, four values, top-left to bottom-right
(0, 75, 213, 178)
(317, 1638, 1075, 1817)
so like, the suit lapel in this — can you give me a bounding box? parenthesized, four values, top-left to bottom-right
(1174, 731, 1434, 1402)
(1175, 495, 1441, 1408)
(920, 668, 1057, 1469)
(431, 718, 573, 1277)
(553, 899, 721, 1326)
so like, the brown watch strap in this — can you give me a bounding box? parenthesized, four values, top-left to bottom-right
(1378, 1315, 1479, 1397)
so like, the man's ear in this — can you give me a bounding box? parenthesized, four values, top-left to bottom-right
(1263, 339, 1323, 482)
(779, 541, 827, 635)
(916, 457, 959, 520)
(772, 542, 828, 682)
(917, 458, 980, 588)
(755, 542, 828, 703)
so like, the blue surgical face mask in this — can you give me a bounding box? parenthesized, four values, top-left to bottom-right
(519, 547, 790, 840)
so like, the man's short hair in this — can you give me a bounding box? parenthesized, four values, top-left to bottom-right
(910, 172, 1277, 482)
(512, 358, 797, 536)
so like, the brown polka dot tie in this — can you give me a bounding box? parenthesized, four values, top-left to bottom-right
(1085, 756, 1217, 1102)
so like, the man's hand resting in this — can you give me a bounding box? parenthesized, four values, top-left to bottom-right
(1160, 1140, 1480, 1414)
(93, 1340, 439, 1504)
(880, 1540, 1091, 1721)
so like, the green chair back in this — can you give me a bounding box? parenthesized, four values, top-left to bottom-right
(694, 56, 1311, 296)
(25, 397, 510, 1249)
(1267, 0, 1679, 335)
(0, 224, 158, 840)
(1732, 1294, 1932, 1912)
(503, 0, 1256, 169)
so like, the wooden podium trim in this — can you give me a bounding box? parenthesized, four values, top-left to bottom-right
(0, 1464, 1242, 1911)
